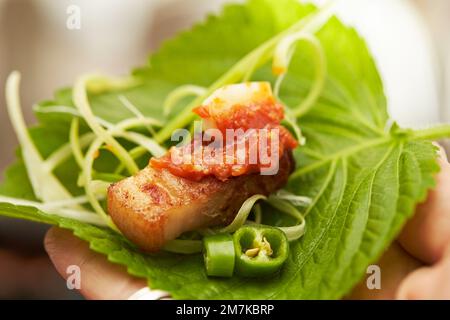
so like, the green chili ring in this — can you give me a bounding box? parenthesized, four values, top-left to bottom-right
(233, 225, 289, 277)
(203, 234, 235, 277)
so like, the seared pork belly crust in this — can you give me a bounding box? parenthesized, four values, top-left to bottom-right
(107, 151, 295, 252)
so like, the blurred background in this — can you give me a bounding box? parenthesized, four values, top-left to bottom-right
(0, 0, 449, 299)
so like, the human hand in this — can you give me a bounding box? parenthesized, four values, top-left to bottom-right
(349, 144, 450, 299)
(44, 227, 148, 300)
(44, 145, 450, 300)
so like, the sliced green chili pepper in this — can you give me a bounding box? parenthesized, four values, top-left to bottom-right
(203, 234, 235, 277)
(233, 225, 289, 277)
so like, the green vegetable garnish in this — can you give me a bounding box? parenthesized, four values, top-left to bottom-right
(233, 226, 289, 277)
(203, 234, 235, 277)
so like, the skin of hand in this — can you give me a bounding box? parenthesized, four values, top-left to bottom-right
(44, 228, 146, 300)
(44, 146, 450, 300)
(348, 144, 450, 300)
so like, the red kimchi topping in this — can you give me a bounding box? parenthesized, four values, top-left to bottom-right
(150, 83, 298, 181)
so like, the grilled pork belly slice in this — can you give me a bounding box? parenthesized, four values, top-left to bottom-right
(107, 150, 294, 252)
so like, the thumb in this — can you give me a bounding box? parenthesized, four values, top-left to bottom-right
(44, 227, 146, 300)
(397, 245, 450, 300)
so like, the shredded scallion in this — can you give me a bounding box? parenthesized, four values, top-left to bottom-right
(163, 85, 207, 117)
(218, 195, 267, 234)
(163, 239, 203, 254)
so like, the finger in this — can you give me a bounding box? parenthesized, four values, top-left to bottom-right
(44, 227, 146, 300)
(398, 144, 450, 264)
(397, 245, 450, 300)
(347, 242, 422, 300)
